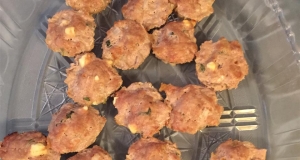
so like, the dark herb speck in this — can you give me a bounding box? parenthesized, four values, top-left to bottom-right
(28, 139, 35, 143)
(66, 111, 75, 119)
(106, 40, 112, 47)
(141, 108, 151, 115)
(200, 64, 205, 72)
(83, 97, 90, 101)
(218, 64, 222, 69)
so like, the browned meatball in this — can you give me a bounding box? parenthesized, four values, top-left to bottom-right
(68, 145, 112, 160)
(102, 20, 151, 70)
(126, 137, 181, 160)
(195, 38, 249, 91)
(210, 139, 267, 160)
(47, 103, 106, 153)
(45, 10, 96, 57)
(30, 150, 61, 160)
(122, 0, 175, 30)
(0, 131, 60, 160)
(113, 82, 171, 137)
(152, 20, 198, 64)
(159, 83, 223, 134)
(66, 0, 111, 14)
(65, 52, 123, 105)
(170, 0, 215, 22)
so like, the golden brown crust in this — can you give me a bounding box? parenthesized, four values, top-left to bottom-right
(65, 52, 122, 105)
(66, 0, 111, 14)
(47, 103, 106, 153)
(210, 139, 267, 160)
(68, 145, 112, 160)
(126, 138, 181, 160)
(122, 0, 175, 30)
(45, 10, 96, 57)
(0, 131, 60, 160)
(195, 38, 249, 91)
(170, 0, 215, 22)
(159, 83, 223, 134)
(151, 20, 197, 64)
(30, 150, 61, 160)
(113, 82, 171, 137)
(102, 20, 151, 70)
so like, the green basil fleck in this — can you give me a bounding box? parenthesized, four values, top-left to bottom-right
(200, 64, 205, 72)
(28, 139, 35, 143)
(83, 97, 90, 101)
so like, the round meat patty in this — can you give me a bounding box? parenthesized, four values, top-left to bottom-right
(195, 38, 249, 91)
(65, 52, 123, 105)
(45, 10, 96, 57)
(0, 131, 60, 160)
(159, 83, 224, 134)
(68, 145, 112, 160)
(47, 103, 106, 154)
(102, 20, 151, 70)
(66, 0, 111, 14)
(126, 137, 181, 160)
(113, 82, 171, 137)
(152, 20, 198, 64)
(210, 139, 267, 160)
(170, 0, 215, 22)
(122, 0, 175, 30)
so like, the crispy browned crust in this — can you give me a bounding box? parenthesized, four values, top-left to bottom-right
(68, 145, 112, 160)
(30, 150, 61, 160)
(170, 0, 215, 22)
(0, 131, 60, 160)
(65, 52, 122, 105)
(151, 20, 198, 64)
(159, 83, 223, 134)
(195, 38, 249, 91)
(102, 20, 151, 70)
(45, 10, 96, 57)
(66, 0, 111, 14)
(126, 138, 181, 160)
(210, 139, 267, 160)
(47, 103, 106, 153)
(113, 82, 171, 137)
(122, 0, 175, 30)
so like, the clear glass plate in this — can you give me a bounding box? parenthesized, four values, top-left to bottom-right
(2, 0, 300, 159)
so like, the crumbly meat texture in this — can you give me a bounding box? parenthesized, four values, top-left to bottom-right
(65, 52, 122, 105)
(126, 138, 181, 160)
(195, 38, 249, 91)
(170, 0, 215, 22)
(45, 10, 96, 57)
(102, 20, 151, 70)
(0, 131, 60, 160)
(30, 150, 61, 160)
(151, 20, 198, 64)
(113, 82, 171, 137)
(68, 145, 112, 160)
(66, 0, 111, 14)
(210, 139, 267, 160)
(159, 83, 223, 134)
(47, 103, 106, 154)
(122, 0, 175, 30)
